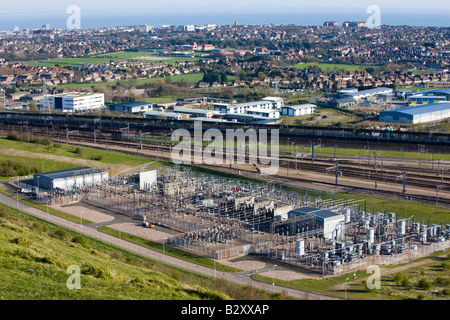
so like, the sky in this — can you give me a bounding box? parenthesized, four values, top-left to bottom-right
(0, 1, 449, 29)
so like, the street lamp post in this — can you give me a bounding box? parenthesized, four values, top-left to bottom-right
(214, 250, 217, 278)
(163, 238, 166, 262)
(272, 264, 277, 292)
(119, 223, 122, 246)
(80, 210, 83, 230)
(345, 277, 349, 300)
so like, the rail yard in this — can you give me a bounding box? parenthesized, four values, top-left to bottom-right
(2, 111, 449, 206)
(2, 111, 450, 280)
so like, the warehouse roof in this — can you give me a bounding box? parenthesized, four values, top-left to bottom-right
(262, 96, 284, 102)
(109, 101, 153, 107)
(289, 206, 344, 221)
(416, 89, 450, 96)
(172, 107, 213, 114)
(283, 104, 316, 110)
(34, 167, 106, 181)
(345, 87, 393, 97)
(143, 111, 183, 118)
(230, 100, 273, 108)
(381, 102, 450, 116)
(334, 97, 356, 103)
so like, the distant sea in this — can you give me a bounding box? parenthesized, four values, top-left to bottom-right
(0, 11, 448, 31)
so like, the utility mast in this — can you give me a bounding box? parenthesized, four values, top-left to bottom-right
(42, 80, 52, 113)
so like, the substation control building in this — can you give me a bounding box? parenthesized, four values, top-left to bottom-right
(33, 167, 109, 191)
(289, 207, 345, 240)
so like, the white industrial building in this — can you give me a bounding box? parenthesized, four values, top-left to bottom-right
(340, 87, 393, 101)
(246, 109, 280, 119)
(289, 207, 345, 240)
(262, 96, 284, 109)
(379, 102, 450, 124)
(172, 107, 214, 118)
(281, 104, 316, 117)
(108, 101, 154, 114)
(45, 93, 105, 112)
(139, 169, 157, 190)
(33, 167, 109, 191)
(213, 96, 283, 119)
(143, 110, 185, 120)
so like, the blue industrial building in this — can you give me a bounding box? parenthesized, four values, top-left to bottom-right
(379, 102, 450, 124)
(409, 89, 450, 105)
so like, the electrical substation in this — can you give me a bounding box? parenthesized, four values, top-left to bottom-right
(15, 165, 450, 276)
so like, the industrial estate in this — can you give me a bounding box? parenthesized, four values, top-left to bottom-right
(0, 10, 449, 302)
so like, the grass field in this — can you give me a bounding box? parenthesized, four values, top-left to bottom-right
(0, 137, 154, 171)
(53, 72, 204, 89)
(17, 51, 207, 68)
(331, 191, 450, 224)
(293, 63, 380, 72)
(0, 154, 79, 181)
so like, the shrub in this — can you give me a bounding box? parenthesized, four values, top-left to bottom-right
(53, 229, 69, 240)
(416, 294, 426, 300)
(442, 289, 450, 296)
(34, 256, 53, 264)
(171, 270, 181, 281)
(6, 132, 19, 141)
(72, 235, 89, 248)
(433, 277, 449, 286)
(30, 222, 48, 233)
(0, 206, 9, 218)
(417, 278, 433, 290)
(11, 237, 32, 246)
(109, 251, 124, 261)
(0, 160, 38, 177)
(74, 147, 83, 156)
(393, 272, 404, 285)
(401, 277, 412, 290)
(81, 263, 108, 279)
(91, 154, 103, 161)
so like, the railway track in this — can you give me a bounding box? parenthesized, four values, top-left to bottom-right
(1, 111, 450, 152)
(57, 130, 450, 191)
(45, 132, 450, 207)
(2, 125, 450, 206)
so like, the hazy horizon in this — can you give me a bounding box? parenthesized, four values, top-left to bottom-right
(1, 1, 449, 30)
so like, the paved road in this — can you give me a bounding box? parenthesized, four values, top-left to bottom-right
(0, 190, 340, 300)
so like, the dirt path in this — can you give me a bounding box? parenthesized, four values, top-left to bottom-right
(53, 204, 115, 224)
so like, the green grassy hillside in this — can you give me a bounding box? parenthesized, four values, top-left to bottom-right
(0, 204, 265, 300)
